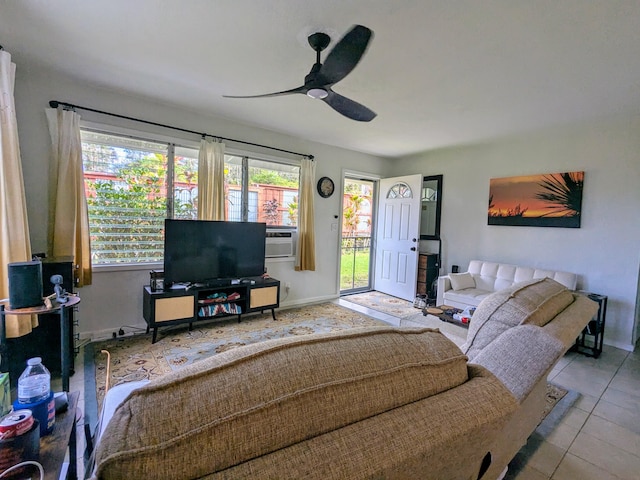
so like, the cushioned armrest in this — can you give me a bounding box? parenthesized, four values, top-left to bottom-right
(86, 380, 150, 479)
(541, 295, 599, 348)
(470, 325, 565, 403)
(97, 380, 150, 440)
(436, 275, 451, 306)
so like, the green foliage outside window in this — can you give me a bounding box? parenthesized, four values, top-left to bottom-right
(249, 169, 297, 187)
(85, 152, 166, 263)
(83, 130, 300, 264)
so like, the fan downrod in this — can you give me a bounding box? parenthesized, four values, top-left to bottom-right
(308, 32, 331, 52)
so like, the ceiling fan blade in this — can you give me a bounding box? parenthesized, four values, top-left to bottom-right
(322, 90, 376, 122)
(223, 85, 307, 99)
(320, 25, 373, 85)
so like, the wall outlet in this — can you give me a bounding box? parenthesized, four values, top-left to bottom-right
(285, 282, 291, 292)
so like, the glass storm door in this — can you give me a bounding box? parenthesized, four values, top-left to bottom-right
(340, 177, 375, 293)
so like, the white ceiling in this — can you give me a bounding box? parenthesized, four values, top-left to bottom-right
(2, 0, 640, 158)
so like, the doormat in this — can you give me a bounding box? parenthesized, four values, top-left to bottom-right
(341, 290, 418, 319)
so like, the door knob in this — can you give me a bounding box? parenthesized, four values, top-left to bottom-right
(412, 238, 417, 242)
(410, 247, 416, 251)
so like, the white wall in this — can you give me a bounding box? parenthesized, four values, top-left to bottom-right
(399, 116, 640, 351)
(13, 65, 389, 340)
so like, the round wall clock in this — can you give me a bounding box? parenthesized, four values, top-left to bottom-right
(317, 176, 335, 198)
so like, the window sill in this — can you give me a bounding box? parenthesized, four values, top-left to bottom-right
(266, 256, 295, 263)
(91, 258, 293, 272)
(91, 262, 163, 273)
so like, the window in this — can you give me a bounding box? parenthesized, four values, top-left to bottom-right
(173, 146, 200, 220)
(81, 129, 299, 265)
(387, 182, 412, 199)
(247, 158, 300, 227)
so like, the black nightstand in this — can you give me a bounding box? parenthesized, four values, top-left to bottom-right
(571, 292, 607, 358)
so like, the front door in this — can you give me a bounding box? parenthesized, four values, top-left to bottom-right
(373, 174, 422, 301)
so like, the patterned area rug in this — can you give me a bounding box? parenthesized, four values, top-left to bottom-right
(86, 302, 385, 410)
(543, 383, 568, 419)
(342, 290, 420, 318)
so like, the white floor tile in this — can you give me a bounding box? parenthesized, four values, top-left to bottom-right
(552, 453, 620, 480)
(542, 422, 580, 450)
(551, 369, 610, 398)
(512, 465, 550, 480)
(569, 431, 640, 479)
(592, 398, 640, 436)
(608, 371, 640, 397)
(581, 414, 640, 457)
(600, 386, 640, 414)
(572, 393, 598, 413)
(558, 407, 589, 430)
(526, 441, 566, 477)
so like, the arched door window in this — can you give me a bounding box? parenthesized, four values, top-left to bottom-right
(386, 182, 412, 199)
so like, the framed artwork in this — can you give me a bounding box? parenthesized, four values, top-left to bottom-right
(488, 171, 584, 228)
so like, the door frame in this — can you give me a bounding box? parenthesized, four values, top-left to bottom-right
(337, 169, 380, 295)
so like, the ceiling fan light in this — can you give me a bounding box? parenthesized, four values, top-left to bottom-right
(307, 88, 328, 99)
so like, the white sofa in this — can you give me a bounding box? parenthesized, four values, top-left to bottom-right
(437, 260, 578, 309)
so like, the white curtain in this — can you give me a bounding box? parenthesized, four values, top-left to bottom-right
(197, 138, 226, 221)
(295, 157, 316, 271)
(45, 107, 92, 286)
(0, 49, 37, 337)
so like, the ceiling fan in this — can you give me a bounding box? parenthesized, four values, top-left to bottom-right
(223, 25, 376, 122)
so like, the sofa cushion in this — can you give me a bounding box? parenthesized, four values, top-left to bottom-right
(449, 272, 476, 291)
(94, 327, 469, 480)
(462, 278, 575, 360)
(471, 325, 565, 402)
(466, 260, 578, 291)
(209, 365, 519, 480)
(443, 288, 492, 307)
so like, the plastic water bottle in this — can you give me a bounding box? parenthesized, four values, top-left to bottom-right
(17, 357, 51, 404)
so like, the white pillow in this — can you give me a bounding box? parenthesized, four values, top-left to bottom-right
(449, 272, 476, 291)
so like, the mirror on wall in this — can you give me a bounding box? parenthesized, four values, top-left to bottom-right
(420, 174, 443, 240)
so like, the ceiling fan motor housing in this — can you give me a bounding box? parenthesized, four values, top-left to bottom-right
(308, 32, 331, 52)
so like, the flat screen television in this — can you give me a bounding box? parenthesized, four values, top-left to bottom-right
(163, 219, 266, 286)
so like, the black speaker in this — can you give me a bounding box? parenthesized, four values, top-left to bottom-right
(8, 261, 44, 309)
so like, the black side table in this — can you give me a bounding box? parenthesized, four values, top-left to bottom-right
(571, 292, 607, 358)
(0, 296, 80, 391)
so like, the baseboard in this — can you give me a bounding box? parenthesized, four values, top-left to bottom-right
(279, 294, 339, 309)
(84, 323, 148, 342)
(603, 339, 635, 352)
(80, 296, 340, 341)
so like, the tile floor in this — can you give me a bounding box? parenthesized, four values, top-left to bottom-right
(51, 356, 88, 478)
(339, 298, 640, 480)
(65, 300, 639, 480)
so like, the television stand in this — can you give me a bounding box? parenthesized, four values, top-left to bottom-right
(143, 276, 280, 343)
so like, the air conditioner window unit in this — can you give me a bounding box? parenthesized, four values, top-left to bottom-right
(265, 230, 296, 258)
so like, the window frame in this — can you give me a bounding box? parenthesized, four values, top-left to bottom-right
(80, 121, 300, 269)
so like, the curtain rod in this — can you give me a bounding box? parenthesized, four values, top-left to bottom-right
(48, 100, 314, 160)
